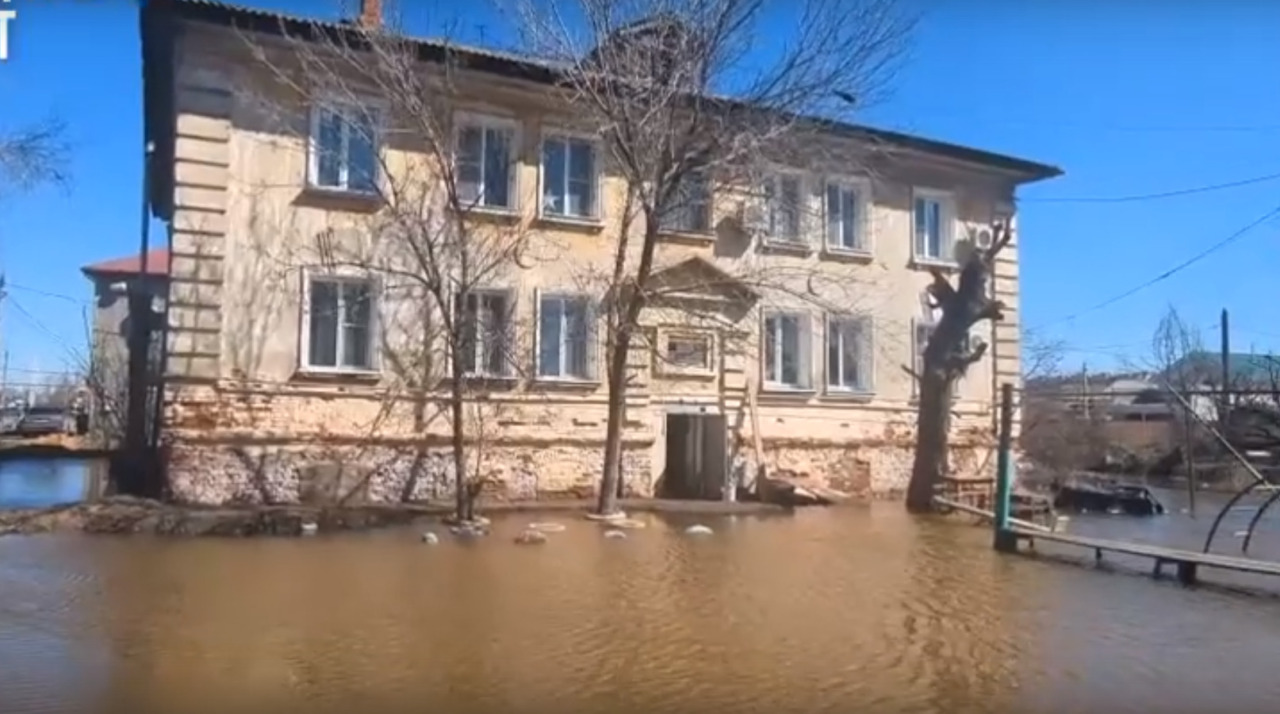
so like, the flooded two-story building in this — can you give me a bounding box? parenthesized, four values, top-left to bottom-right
(140, 0, 1060, 505)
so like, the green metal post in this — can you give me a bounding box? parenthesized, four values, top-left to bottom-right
(993, 382, 1017, 553)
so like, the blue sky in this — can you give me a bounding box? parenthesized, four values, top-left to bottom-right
(1, 0, 1279, 385)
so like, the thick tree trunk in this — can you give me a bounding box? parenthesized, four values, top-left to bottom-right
(450, 377, 473, 522)
(904, 221, 1012, 514)
(906, 369, 954, 512)
(597, 324, 633, 516)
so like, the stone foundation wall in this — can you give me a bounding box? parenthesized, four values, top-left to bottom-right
(729, 439, 996, 499)
(166, 442, 654, 506)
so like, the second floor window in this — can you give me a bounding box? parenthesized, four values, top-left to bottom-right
(660, 170, 712, 234)
(542, 136, 597, 219)
(826, 183, 865, 252)
(457, 290, 513, 377)
(766, 175, 803, 243)
(914, 193, 952, 262)
(310, 104, 379, 194)
(538, 293, 595, 380)
(457, 121, 516, 210)
(306, 276, 376, 371)
(763, 312, 812, 390)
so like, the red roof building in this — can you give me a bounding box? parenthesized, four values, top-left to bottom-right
(81, 248, 170, 279)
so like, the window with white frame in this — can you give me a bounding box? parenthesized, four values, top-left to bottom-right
(826, 315, 872, 392)
(457, 290, 513, 377)
(763, 312, 812, 389)
(765, 174, 803, 243)
(456, 118, 517, 210)
(310, 103, 380, 194)
(660, 170, 712, 234)
(913, 191, 953, 262)
(305, 275, 377, 371)
(541, 135, 597, 219)
(826, 182, 866, 252)
(538, 293, 595, 380)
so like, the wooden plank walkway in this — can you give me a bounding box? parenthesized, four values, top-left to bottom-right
(1007, 525, 1280, 585)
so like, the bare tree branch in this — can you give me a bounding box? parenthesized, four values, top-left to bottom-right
(0, 118, 70, 195)
(508, 0, 915, 514)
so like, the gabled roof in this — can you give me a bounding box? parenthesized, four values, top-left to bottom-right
(141, 0, 1062, 221)
(81, 249, 170, 279)
(645, 256, 759, 302)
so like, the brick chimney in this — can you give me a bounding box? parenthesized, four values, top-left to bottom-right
(358, 0, 382, 29)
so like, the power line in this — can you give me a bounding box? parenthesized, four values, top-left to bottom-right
(4, 282, 89, 304)
(1030, 203, 1280, 332)
(1022, 171, 1280, 204)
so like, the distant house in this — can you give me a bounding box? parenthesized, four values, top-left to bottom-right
(81, 248, 170, 443)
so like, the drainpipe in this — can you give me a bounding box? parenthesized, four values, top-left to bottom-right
(123, 141, 155, 495)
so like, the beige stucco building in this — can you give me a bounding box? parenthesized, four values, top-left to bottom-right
(140, 0, 1061, 505)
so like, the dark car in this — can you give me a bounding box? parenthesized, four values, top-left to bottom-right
(15, 406, 75, 437)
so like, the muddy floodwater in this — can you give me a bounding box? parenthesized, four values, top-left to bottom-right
(4, 461, 1280, 713)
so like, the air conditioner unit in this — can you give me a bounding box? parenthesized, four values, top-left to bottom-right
(973, 227, 993, 249)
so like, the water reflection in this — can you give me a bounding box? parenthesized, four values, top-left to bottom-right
(0, 458, 99, 509)
(4, 501, 1280, 712)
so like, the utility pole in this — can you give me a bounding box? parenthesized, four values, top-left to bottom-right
(1081, 362, 1091, 420)
(1220, 308, 1231, 427)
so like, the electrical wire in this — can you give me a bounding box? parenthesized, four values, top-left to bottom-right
(1022, 171, 1280, 204)
(1030, 203, 1280, 332)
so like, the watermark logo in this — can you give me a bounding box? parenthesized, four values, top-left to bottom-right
(0, 0, 14, 62)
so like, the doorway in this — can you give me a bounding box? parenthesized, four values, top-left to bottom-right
(660, 413, 728, 500)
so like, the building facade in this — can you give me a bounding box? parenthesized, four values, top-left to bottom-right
(141, 0, 1061, 505)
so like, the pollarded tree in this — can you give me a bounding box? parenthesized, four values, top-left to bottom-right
(904, 222, 1012, 513)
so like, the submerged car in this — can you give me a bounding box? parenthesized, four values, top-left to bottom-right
(14, 406, 76, 437)
(1051, 480, 1166, 516)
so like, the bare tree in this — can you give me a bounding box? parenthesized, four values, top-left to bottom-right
(512, 0, 914, 516)
(0, 118, 69, 194)
(242, 22, 540, 524)
(902, 222, 1013, 512)
(1149, 304, 1207, 509)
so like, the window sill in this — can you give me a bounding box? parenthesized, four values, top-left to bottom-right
(910, 257, 960, 272)
(759, 240, 812, 256)
(657, 230, 716, 246)
(444, 374, 520, 390)
(292, 367, 382, 384)
(656, 368, 717, 380)
(459, 372, 519, 382)
(457, 205, 522, 222)
(760, 385, 816, 399)
(532, 377, 601, 390)
(822, 247, 874, 263)
(822, 389, 875, 402)
(295, 185, 384, 211)
(536, 214, 605, 232)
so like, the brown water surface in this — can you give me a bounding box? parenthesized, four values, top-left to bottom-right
(2, 467, 1280, 714)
